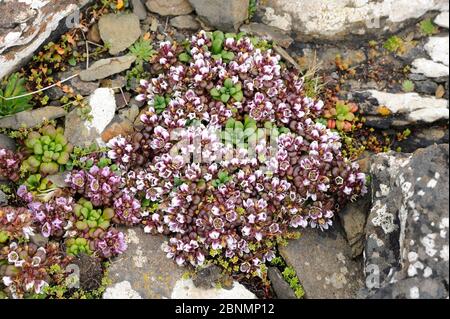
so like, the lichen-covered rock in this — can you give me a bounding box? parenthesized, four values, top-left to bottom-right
(171, 279, 256, 299)
(146, 0, 193, 16)
(98, 13, 141, 55)
(258, 0, 448, 41)
(103, 281, 143, 299)
(363, 144, 449, 299)
(279, 228, 365, 299)
(106, 227, 186, 299)
(188, 0, 249, 32)
(0, 106, 67, 130)
(0, 0, 93, 80)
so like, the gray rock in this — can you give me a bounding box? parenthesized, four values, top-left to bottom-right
(47, 172, 69, 188)
(0, 0, 93, 80)
(363, 145, 449, 299)
(131, 0, 147, 20)
(192, 264, 233, 290)
(79, 55, 136, 82)
(30, 234, 49, 247)
(396, 126, 449, 153)
(339, 195, 371, 258)
(0, 190, 7, 207)
(240, 23, 293, 48)
(146, 0, 193, 16)
(64, 88, 116, 147)
(188, 0, 249, 32)
(414, 80, 438, 95)
(107, 227, 185, 299)
(279, 228, 365, 299)
(70, 77, 100, 96)
(99, 13, 141, 55)
(170, 15, 200, 30)
(267, 267, 297, 299)
(0, 106, 67, 130)
(0, 134, 16, 151)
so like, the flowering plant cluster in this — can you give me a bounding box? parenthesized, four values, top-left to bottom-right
(0, 148, 23, 182)
(0, 242, 71, 298)
(105, 31, 367, 275)
(1, 30, 367, 297)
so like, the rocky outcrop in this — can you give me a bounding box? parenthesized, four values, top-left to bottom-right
(0, 0, 93, 80)
(362, 144, 449, 299)
(257, 0, 448, 41)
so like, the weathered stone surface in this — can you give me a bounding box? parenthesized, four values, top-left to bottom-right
(411, 58, 449, 78)
(188, 0, 249, 32)
(107, 227, 185, 299)
(87, 23, 101, 43)
(47, 172, 70, 188)
(0, 134, 16, 151)
(297, 46, 366, 72)
(424, 36, 449, 66)
(106, 227, 256, 299)
(192, 264, 233, 290)
(104, 281, 143, 299)
(72, 254, 104, 291)
(0, 190, 7, 207)
(434, 11, 449, 29)
(131, 0, 147, 20)
(64, 88, 116, 147)
(170, 15, 200, 30)
(258, 0, 448, 41)
(0, 106, 67, 130)
(0, 0, 93, 80)
(98, 13, 141, 55)
(414, 80, 438, 96)
(240, 23, 293, 48)
(279, 228, 365, 299)
(79, 55, 136, 82)
(171, 279, 256, 299)
(356, 90, 449, 126)
(396, 126, 449, 153)
(267, 267, 297, 299)
(363, 145, 449, 299)
(339, 196, 371, 258)
(146, 0, 193, 16)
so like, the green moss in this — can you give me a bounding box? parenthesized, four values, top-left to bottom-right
(383, 36, 404, 54)
(282, 266, 305, 299)
(419, 19, 438, 36)
(402, 80, 415, 92)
